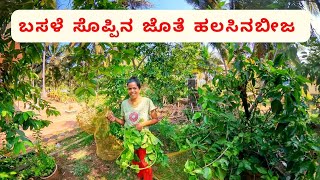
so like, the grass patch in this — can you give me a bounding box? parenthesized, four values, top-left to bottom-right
(71, 162, 91, 177)
(104, 161, 136, 180)
(57, 153, 68, 160)
(58, 131, 94, 151)
(70, 156, 92, 178)
(154, 150, 193, 180)
(59, 130, 89, 145)
(65, 135, 94, 151)
(54, 125, 194, 179)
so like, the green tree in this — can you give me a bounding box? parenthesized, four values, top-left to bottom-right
(0, 0, 59, 157)
(182, 43, 320, 179)
(299, 38, 320, 90)
(140, 43, 201, 105)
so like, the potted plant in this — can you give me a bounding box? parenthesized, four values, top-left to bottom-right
(31, 130, 60, 179)
(0, 151, 38, 179)
(0, 150, 58, 180)
(31, 150, 58, 179)
(6, 151, 59, 180)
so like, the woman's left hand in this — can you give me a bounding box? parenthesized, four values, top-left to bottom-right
(135, 123, 143, 131)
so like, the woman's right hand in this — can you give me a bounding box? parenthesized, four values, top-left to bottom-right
(106, 111, 116, 122)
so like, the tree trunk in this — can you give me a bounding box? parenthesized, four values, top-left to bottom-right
(230, 0, 235, 9)
(314, 0, 320, 12)
(42, 50, 47, 98)
(222, 58, 228, 76)
(238, 83, 250, 120)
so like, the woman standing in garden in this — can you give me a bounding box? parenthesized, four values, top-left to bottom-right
(106, 76, 159, 180)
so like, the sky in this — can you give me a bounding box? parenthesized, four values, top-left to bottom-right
(56, 0, 72, 9)
(57, 0, 194, 10)
(148, 0, 193, 10)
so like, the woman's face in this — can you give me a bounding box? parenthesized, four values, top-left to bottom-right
(127, 82, 140, 99)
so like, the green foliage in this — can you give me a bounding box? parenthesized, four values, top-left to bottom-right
(72, 162, 91, 177)
(0, 1, 60, 157)
(99, 71, 130, 115)
(0, 171, 16, 180)
(41, 43, 71, 89)
(235, 0, 302, 9)
(0, 152, 33, 179)
(181, 43, 320, 179)
(110, 122, 124, 139)
(73, 0, 124, 10)
(0, 43, 59, 153)
(0, 150, 56, 179)
(66, 42, 202, 116)
(141, 43, 201, 105)
(186, 0, 305, 10)
(94, 42, 202, 114)
(150, 118, 187, 152)
(116, 126, 168, 172)
(68, 44, 102, 104)
(31, 151, 56, 177)
(299, 38, 320, 91)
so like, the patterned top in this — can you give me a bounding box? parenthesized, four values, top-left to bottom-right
(121, 97, 156, 127)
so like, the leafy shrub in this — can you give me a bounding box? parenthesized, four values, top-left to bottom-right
(72, 162, 90, 177)
(182, 44, 320, 179)
(116, 126, 168, 172)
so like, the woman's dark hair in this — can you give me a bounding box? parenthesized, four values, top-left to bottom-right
(127, 76, 141, 89)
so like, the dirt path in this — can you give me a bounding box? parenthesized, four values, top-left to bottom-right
(15, 99, 83, 143)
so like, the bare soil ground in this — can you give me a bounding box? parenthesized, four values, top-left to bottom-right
(54, 141, 136, 180)
(53, 132, 189, 180)
(18, 99, 83, 143)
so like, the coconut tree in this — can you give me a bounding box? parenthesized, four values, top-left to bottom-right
(185, 0, 320, 70)
(118, 0, 153, 9)
(45, 43, 71, 88)
(185, 0, 222, 9)
(72, 0, 152, 9)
